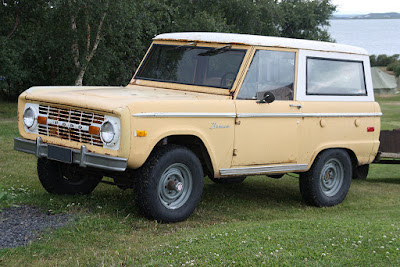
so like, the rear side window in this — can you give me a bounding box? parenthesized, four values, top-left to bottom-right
(306, 58, 366, 96)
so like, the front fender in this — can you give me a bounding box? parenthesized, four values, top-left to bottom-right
(127, 117, 235, 172)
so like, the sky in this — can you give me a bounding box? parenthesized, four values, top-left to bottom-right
(331, 0, 400, 15)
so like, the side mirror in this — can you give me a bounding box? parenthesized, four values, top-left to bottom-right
(256, 91, 275, 104)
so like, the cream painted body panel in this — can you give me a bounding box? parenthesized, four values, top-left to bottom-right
(297, 101, 381, 168)
(128, 100, 235, 172)
(24, 85, 227, 111)
(233, 100, 301, 166)
(231, 101, 380, 171)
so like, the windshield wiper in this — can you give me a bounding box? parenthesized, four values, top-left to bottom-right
(168, 42, 197, 51)
(198, 44, 232, 56)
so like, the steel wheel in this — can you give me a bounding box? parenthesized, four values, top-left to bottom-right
(158, 163, 193, 209)
(319, 158, 344, 197)
(134, 145, 203, 222)
(299, 149, 352, 207)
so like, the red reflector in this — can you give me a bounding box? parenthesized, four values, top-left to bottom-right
(367, 127, 375, 132)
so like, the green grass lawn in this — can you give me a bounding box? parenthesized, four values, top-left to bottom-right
(376, 95, 400, 130)
(1, 98, 400, 266)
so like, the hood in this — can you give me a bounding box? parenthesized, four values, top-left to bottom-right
(24, 85, 229, 112)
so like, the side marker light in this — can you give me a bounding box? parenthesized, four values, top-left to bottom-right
(136, 130, 147, 137)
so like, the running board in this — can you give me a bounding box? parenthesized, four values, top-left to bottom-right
(220, 164, 308, 176)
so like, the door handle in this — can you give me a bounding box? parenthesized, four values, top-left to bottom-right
(289, 104, 302, 109)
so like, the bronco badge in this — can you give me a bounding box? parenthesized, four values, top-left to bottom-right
(210, 122, 229, 129)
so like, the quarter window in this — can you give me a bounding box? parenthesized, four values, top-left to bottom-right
(237, 50, 296, 100)
(306, 58, 367, 96)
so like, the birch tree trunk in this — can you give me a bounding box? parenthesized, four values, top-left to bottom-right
(68, 0, 109, 86)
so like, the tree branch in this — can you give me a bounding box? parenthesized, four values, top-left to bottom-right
(84, 5, 91, 56)
(86, 3, 107, 63)
(74, 0, 109, 86)
(68, 0, 80, 71)
(1, 7, 19, 46)
(6, 8, 19, 40)
(86, 25, 91, 56)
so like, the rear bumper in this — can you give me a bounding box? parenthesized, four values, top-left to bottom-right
(14, 137, 127, 172)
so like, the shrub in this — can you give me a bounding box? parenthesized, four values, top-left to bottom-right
(370, 54, 399, 67)
(370, 55, 377, 66)
(387, 61, 400, 77)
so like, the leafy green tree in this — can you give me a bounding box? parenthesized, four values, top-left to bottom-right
(377, 54, 399, 66)
(278, 0, 336, 41)
(370, 54, 400, 67)
(387, 61, 400, 77)
(0, 0, 338, 100)
(370, 55, 377, 66)
(0, 0, 51, 99)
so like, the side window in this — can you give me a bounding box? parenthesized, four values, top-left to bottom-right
(306, 58, 367, 96)
(237, 50, 296, 100)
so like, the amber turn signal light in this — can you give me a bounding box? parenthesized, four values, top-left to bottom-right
(136, 130, 147, 137)
(37, 116, 47, 125)
(89, 126, 100, 135)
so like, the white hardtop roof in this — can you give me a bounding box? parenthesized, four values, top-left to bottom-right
(154, 32, 368, 55)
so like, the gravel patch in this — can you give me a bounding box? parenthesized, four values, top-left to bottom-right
(0, 205, 73, 249)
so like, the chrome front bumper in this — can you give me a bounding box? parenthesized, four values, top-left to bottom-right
(14, 137, 127, 172)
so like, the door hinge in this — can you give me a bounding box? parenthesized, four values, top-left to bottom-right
(235, 117, 241, 125)
(233, 149, 238, 156)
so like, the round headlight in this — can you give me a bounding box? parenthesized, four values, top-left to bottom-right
(23, 107, 36, 128)
(100, 121, 115, 144)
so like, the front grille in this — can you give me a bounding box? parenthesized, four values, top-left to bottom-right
(38, 105, 105, 147)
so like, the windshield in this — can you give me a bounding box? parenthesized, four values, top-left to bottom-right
(135, 44, 246, 89)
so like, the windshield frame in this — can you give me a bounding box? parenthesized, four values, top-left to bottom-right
(131, 40, 252, 96)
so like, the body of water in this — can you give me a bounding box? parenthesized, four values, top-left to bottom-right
(328, 19, 400, 55)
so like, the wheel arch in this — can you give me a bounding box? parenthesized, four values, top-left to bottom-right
(307, 147, 358, 172)
(344, 148, 358, 171)
(133, 134, 215, 177)
(163, 135, 214, 177)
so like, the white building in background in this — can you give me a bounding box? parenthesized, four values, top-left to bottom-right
(371, 67, 398, 94)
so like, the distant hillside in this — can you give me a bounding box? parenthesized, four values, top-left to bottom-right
(332, 12, 400, 20)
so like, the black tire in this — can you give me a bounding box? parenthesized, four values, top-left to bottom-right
(299, 149, 352, 207)
(208, 175, 246, 184)
(353, 164, 369, 180)
(134, 145, 203, 223)
(37, 158, 102, 195)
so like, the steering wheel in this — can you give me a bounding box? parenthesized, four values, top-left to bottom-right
(220, 72, 236, 88)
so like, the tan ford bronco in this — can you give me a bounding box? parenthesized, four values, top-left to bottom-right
(14, 32, 381, 222)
